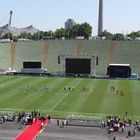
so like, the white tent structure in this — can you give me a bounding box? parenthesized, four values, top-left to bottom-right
(0, 24, 39, 36)
(0, 11, 39, 36)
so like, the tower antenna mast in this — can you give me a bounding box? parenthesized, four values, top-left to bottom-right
(98, 0, 103, 36)
(9, 10, 13, 26)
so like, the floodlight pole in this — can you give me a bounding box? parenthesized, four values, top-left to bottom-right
(9, 10, 13, 26)
(98, 0, 103, 36)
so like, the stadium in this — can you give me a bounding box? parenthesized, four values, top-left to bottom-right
(0, 40, 140, 140)
(0, 0, 140, 139)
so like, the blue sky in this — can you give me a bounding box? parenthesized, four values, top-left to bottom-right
(0, 0, 140, 35)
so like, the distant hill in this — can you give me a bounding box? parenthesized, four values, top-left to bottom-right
(0, 24, 39, 36)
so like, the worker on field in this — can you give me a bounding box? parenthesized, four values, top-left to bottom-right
(57, 119, 59, 125)
(62, 120, 64, 127)
(47, 115, 50, 123)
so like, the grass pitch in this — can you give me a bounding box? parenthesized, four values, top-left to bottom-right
(0, 76, 140, 119)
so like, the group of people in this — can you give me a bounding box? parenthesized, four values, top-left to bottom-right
(21, 84, 38, 93)
(39, 114, 51, 129)
(83, 87, 90, 92)
(110, 86, 125, 96)
(57, 119, 68, 127)
(127, 129, 136, 138)
(64, 87, 74, 91)
(64, 86, 91, 92)
(17, 110, 51, 130)
(103, 114, 140, 139)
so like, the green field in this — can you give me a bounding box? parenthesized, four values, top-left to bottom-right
(0, 40, 140, 120)
(0, 76, 140, 120)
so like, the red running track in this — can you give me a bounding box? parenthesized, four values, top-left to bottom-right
(15, 119, 48, 140)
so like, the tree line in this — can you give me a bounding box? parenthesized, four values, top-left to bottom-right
(1, 22, 92, 41)
(1, 22, 140, 41)
(100, 30, 140, 40)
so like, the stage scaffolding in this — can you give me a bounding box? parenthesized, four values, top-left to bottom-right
(59, 53, 97, 76)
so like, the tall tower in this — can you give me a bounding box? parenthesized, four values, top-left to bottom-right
(9, 10, 13, 26)
(98, 0, 103, 36)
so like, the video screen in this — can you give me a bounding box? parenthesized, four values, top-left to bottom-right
(23, 61, 41, 68)
(65, 58, 91, 74)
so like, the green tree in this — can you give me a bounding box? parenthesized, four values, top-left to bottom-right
(127, 31, 140, 40)
(32, 31, 42, 40)
(55, 28, 66, 39)
(3, 32, 13, 40)
(113, 33, 125, 40)
(72, 24, 80, 38)
(19, 32, 31, 39)
(100, 30, 113, 40)
(80, 22, 92, 39)
(13, 36, 18, 42)
(72, 22, 92, 39)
